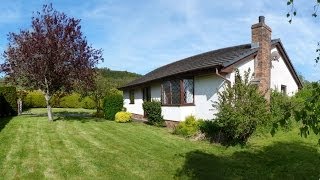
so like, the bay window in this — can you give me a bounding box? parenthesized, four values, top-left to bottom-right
(161, 78, 194, 105)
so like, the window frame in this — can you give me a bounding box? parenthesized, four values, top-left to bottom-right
(142, 86, 151, 102)
(281, 85, 287, 95)
(161, 77, 195, 106)
(129, 89, 135, 104)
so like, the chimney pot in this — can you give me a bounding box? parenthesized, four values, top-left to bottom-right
(259, 16, 265, 23)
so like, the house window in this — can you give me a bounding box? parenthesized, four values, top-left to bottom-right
(161, 78, 194, 105)
(281, 85, 287, 95)
(142, 87, 151, 102)
(129, 90, 135, 104)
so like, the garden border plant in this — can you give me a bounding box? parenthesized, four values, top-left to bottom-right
(142, 100, 164, 126)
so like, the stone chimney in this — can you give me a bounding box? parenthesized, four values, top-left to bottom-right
(251, 16, 272, 101)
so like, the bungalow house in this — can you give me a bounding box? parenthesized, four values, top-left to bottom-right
(119, 16, 302, 123)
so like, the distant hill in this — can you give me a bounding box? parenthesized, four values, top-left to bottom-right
(97, 68, 142, 89)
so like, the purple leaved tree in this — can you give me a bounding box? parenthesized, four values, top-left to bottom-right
(1, 4, 103, 121)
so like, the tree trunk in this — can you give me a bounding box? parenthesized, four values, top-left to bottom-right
(45, 93, 53, 121)
(17, 98, 23, 115)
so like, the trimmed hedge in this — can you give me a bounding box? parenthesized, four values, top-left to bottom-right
(23, 91, 96, 109)
(142, 101, 164, 126)
(104, 94, 123, 120)
(0, 86, 17, 117)
(24, 91, 46, 108)
(81, 96, 96, 109)
(60, 93, 82, 108)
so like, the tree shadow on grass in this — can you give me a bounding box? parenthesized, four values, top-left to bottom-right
(0, 116, 12, 132)
(30, 111, 104, 123)
(175, 142, 320, 179)
(54, 115, 104, 123)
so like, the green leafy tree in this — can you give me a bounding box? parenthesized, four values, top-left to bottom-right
(293, 82, 320, 143)
(270, 91, 295, 136)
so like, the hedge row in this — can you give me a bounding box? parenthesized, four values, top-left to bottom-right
(23, 91, 96, 109)
(0, 86, 17, 117)
(103, 93, 123, 120)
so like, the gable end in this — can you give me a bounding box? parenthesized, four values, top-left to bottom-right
(272, 41, 303, 89)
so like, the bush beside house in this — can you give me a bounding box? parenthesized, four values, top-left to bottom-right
(142, 101, 164, 126)
(173, 115, 203, 137)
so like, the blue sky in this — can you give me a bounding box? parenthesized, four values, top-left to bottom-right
(0, 0, 319, 81)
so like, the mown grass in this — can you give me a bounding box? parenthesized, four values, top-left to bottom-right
(0, 108, 319, 179)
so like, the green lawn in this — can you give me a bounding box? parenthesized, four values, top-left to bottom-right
(0, 108, 319, 179)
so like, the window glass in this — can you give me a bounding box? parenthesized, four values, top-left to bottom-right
(142, 87, 151, 102)
(183, 79, 194, 104)
(161, 78, 194, 105)
(171, 79, 181, 104)
(162, 81, 171, 104)
(129, 90, 135, 104)
(281, 85, 287, 95)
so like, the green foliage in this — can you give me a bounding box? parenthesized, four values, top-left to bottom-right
(23, 91, 96, 109)
(0, 86, 17, 116)
(199, 120, 222, 141)
(81, 96, 96, 109)
(293, 82, 320, 140)
(97, 68, 141, 89)
(213, 70, 270, 145)
(24, 91, 46, 108)
(142, 101, 164, 126)
(60, 93, 82, 108)
(89, 68, 139, 113)
(104, 93, 123, 120)
(174, 115, 201, 137)
(115, 111, 132, 123)
(270, 91, 295, 135)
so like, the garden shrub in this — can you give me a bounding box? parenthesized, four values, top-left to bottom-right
(60, 93, 82, 108)
(199, 120, 223, 141)
(270, 91, 294, 135)
(81, 96, 96, 109)
(142, 101, 164, 126)
(24, 90, 46, 108)
(104, 93, 123, 120)
(293, 82, 320, 140)
(174, 115, 200, 137)
(212, 70, 270, 145)
(115, 111, 132, 123)
(0, 86, 17, 116)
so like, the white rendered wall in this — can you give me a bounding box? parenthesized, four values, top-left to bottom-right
(229, 58, 255, 85)
(194, 74, 225, 120)
(123, 89, 144, 115)
(270, 47, 299, 96)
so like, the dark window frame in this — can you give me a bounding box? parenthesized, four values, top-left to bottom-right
(129, 89, 135, 104)
(161, 77, 194, 106)
(142, 87, 151, 102)
(281, 85, 287, 95)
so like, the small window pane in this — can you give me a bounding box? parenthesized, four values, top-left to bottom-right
(171, 79, 181, 104)
(129, 90, 135, 104)
(143, 87, 151, 102)
(162, 81, 171, 104)
(183, 79, 194, 103)
(281, 85, 287, 95)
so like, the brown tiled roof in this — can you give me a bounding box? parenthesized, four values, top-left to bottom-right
(120, 39, 282, 89)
